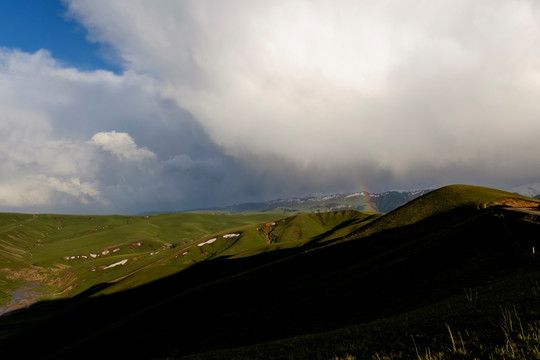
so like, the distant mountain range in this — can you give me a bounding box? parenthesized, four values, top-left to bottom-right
(219, 189, 432, 213)
(219, 182, 540, 214)
(510, 182, 540, 199)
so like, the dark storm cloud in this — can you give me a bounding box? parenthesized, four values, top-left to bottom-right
(64, 1, 540, 186)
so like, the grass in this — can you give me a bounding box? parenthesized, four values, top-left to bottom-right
(1, 184, 540, 359)
(353, 184, 540, 238)
(391, 310, 540, 360)
(0, 210, 380, 307)
(0, 212, 289, 305)
(271, 210, 381, 244)
(174, 267, 540, 360)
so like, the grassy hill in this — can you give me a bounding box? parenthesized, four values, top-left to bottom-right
(1, 185, 540, 359)
(352, 184, 540, 237)
(0, 212, 286, 308)
(0, 210, 379, 312)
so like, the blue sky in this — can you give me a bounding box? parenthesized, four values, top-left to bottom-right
(0, 0, 120, 73)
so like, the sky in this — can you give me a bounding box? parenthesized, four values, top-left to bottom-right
(1, 0, 540, 214)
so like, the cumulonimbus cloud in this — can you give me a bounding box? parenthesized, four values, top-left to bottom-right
(65, 0, 540, 186)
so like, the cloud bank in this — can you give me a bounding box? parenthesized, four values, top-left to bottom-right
(66, 1, 540, 176)
(0, 49, 248, 213)
(2, 1, 540, 213)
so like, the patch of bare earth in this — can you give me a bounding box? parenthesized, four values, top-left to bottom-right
(0, 265, 50, 282)
(489, 198, 540, 208)
(258, 222, 278, 245)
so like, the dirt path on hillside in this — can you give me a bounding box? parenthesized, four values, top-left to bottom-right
(503, 207, 540, 216)
(0, 281, 42, 316)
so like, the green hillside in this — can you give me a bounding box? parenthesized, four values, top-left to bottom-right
(0, 210, 379, 311)
(0, 212, 287, 308)
(1, 185, 540, 359)
(353, 184, 540, 237)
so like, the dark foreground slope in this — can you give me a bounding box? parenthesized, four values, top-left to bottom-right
(1, 185, 540, 359)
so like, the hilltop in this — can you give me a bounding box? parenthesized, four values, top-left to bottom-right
(0, 184, 540, 359)
(352, 184, 540, 237)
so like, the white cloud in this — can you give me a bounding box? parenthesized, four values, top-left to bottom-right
(65, 0, 540, 181)
(89, 131, 156, 161)
(0, 47, 268, 213)
(0, 180, 51, 207)
(44, 176, 104, 205)
(0, 49, 165, 212)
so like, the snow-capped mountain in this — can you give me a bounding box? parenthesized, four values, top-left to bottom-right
(510, 183, 540, 199)
(219, 189, 432, 213)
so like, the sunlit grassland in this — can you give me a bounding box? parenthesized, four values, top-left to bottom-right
(0, 212, 288, 304)
(357, 185, 540, 237)
(0, 210, 379, 305)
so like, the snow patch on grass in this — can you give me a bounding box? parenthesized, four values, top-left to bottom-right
(198, 238, 217, 247)
(223, 233, 240, 238)
(103, 259, 128, 270)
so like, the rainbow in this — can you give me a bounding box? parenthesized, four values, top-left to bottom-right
(356, 177, 377, 212)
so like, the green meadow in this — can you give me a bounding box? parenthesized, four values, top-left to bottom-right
(0, 212, 286, 303)
(1, 185, 540, 359)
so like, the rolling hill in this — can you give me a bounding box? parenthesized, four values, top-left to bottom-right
(0, 210, 380, 314)
(0, 212, 285, 312)
(1, 185, 540, 359)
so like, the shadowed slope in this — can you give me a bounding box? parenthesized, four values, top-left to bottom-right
(1, 185, 539, 359)
(352, 184, 540, 238)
